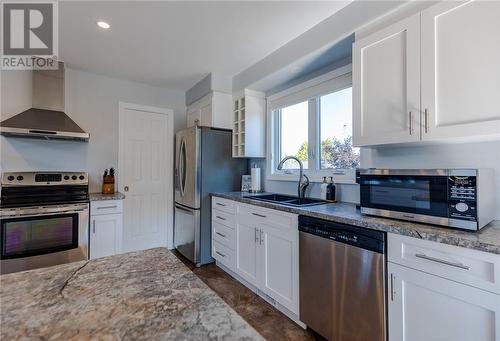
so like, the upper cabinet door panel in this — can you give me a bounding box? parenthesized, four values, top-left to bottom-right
(421, 1, 500, 140)
(353, 14, 421, 146)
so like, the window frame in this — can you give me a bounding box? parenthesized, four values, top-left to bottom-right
(266, 64, 358, 184)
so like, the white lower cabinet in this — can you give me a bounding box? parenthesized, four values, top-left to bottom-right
(388, 262, 500, 341)
(235, 221, 261, 287)
(212, 198, 299, 318)
(259, 222, 298, 313)
(388, 234, 500, 341)
(90, 200, 123, 259)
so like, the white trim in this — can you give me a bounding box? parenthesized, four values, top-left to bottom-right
(266, 65, 358, 184)
(118, 101, 175, 249)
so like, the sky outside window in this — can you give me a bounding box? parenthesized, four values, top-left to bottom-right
(320, 87, 360, 169)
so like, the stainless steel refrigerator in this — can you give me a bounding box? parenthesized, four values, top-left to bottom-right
(174, 126, 247, 266)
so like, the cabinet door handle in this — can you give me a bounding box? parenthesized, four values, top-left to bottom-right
(252, 212, 266, 218)
(415, 253, 470, 270)
(93, 220, 96, 234)
(215, 231, 226, 238)
(254, 228, 259, 243)
(424, 108, 429, 133)
(215, 251, 226, 258)
(215, 215, 226, 221)
(260, 229, 264, 245)
(96, 205, 117, 210)
(409, 111, 413, 135)
(390, 273, 395, 301)
(216, 203, 226, 207)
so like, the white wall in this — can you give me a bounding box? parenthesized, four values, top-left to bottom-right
(1, 68, 186, 193)
(0, 70, 32, 116)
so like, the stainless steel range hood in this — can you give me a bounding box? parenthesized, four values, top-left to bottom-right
(0, 62, 89, 142)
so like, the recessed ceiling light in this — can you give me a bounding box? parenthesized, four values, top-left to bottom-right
(97, 21, 110, 29)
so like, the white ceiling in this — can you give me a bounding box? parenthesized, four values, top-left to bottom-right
(59, 1, 351, 91)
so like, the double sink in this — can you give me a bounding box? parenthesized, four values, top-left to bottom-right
(248, 193, 328, 207)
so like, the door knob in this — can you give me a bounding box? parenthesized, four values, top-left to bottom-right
(124, 186, 129, 192)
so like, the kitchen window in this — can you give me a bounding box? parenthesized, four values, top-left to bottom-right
(268, 64, 359, 182)
(275, 101, 309, 169)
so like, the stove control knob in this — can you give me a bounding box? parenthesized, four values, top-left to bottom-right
(64, 175, 70, 180)
(16, 175, 24, 181)
(7, 175, 15, 181)
(79, 175, 85, 180)
(456, 202, 469, 212)
(71, 175, 77, 180)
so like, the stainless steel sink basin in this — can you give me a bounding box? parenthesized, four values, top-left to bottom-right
(248, 194, 328, 207)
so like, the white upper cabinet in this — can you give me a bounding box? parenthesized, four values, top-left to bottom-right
(353, 14, 421, 146)
(353, 1, 500, 147)
(421, 1, 500, 140)
(186, 91, 232, 129)
(232, 89, 266, 158)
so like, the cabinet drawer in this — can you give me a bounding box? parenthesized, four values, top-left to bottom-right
(238, 203, 296, 229)
(212, 197, 235, 214)
(388, 233, 500, 294)
(90, 200, 123, 215)
(213, 240, 235, 270)
(213, 221, 235, 250)
(212, 209, 235, 228)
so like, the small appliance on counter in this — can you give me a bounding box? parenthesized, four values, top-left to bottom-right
(358, 168, 495, 230)
(0, 172, 89, 274)
(102, 168, 115, 194)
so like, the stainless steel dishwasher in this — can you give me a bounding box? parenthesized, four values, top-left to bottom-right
(299, 216, 386, 341)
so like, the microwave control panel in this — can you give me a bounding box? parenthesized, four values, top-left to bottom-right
(448, 176, 477, 221)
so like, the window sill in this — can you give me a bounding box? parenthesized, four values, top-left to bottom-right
(267, 173, 357, 185)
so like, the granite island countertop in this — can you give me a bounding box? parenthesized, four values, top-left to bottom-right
(0, 248, 264, 341)
(213, 192, 500, 255)
(89, 192, 126, 201)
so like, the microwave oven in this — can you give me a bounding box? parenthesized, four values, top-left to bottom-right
(358, 169, 495, 230)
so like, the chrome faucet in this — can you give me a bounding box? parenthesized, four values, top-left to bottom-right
(277, 156, 310, 199)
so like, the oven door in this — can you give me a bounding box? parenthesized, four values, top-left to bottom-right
(0, 203, 89, 274)
(359, 171, 448, 223)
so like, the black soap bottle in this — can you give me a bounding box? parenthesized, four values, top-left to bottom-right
(326, 177, 336, 201)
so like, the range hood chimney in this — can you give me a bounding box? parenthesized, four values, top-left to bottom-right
(0, 61, 89, 142)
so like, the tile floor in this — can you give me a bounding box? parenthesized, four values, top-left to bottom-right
(172, 250, 317, 341)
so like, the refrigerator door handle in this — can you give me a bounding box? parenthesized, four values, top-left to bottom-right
(179, 137, 186, 196)
(175, 136, 182, 192)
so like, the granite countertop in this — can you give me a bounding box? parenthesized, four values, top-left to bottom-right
(89, 192, 126, 201)
(213, 192, 500, 255)
(0, 248, 264, 341)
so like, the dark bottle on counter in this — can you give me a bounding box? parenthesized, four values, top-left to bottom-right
(326, 177, 336, 201)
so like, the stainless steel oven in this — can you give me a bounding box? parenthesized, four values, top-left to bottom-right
(358, 169, 495, 230)
(0, 172, 89, 274)
(1, 204, 88, 274)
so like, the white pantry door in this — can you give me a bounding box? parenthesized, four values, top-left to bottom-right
(119, 102, 173, 252)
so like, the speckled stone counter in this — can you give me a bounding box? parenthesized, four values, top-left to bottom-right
(213, 192, 500, 255)
(0, 248, 264, 341)
(89, 192, 125, 201)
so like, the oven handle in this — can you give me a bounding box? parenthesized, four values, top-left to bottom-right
(0, 206, 88, 218)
